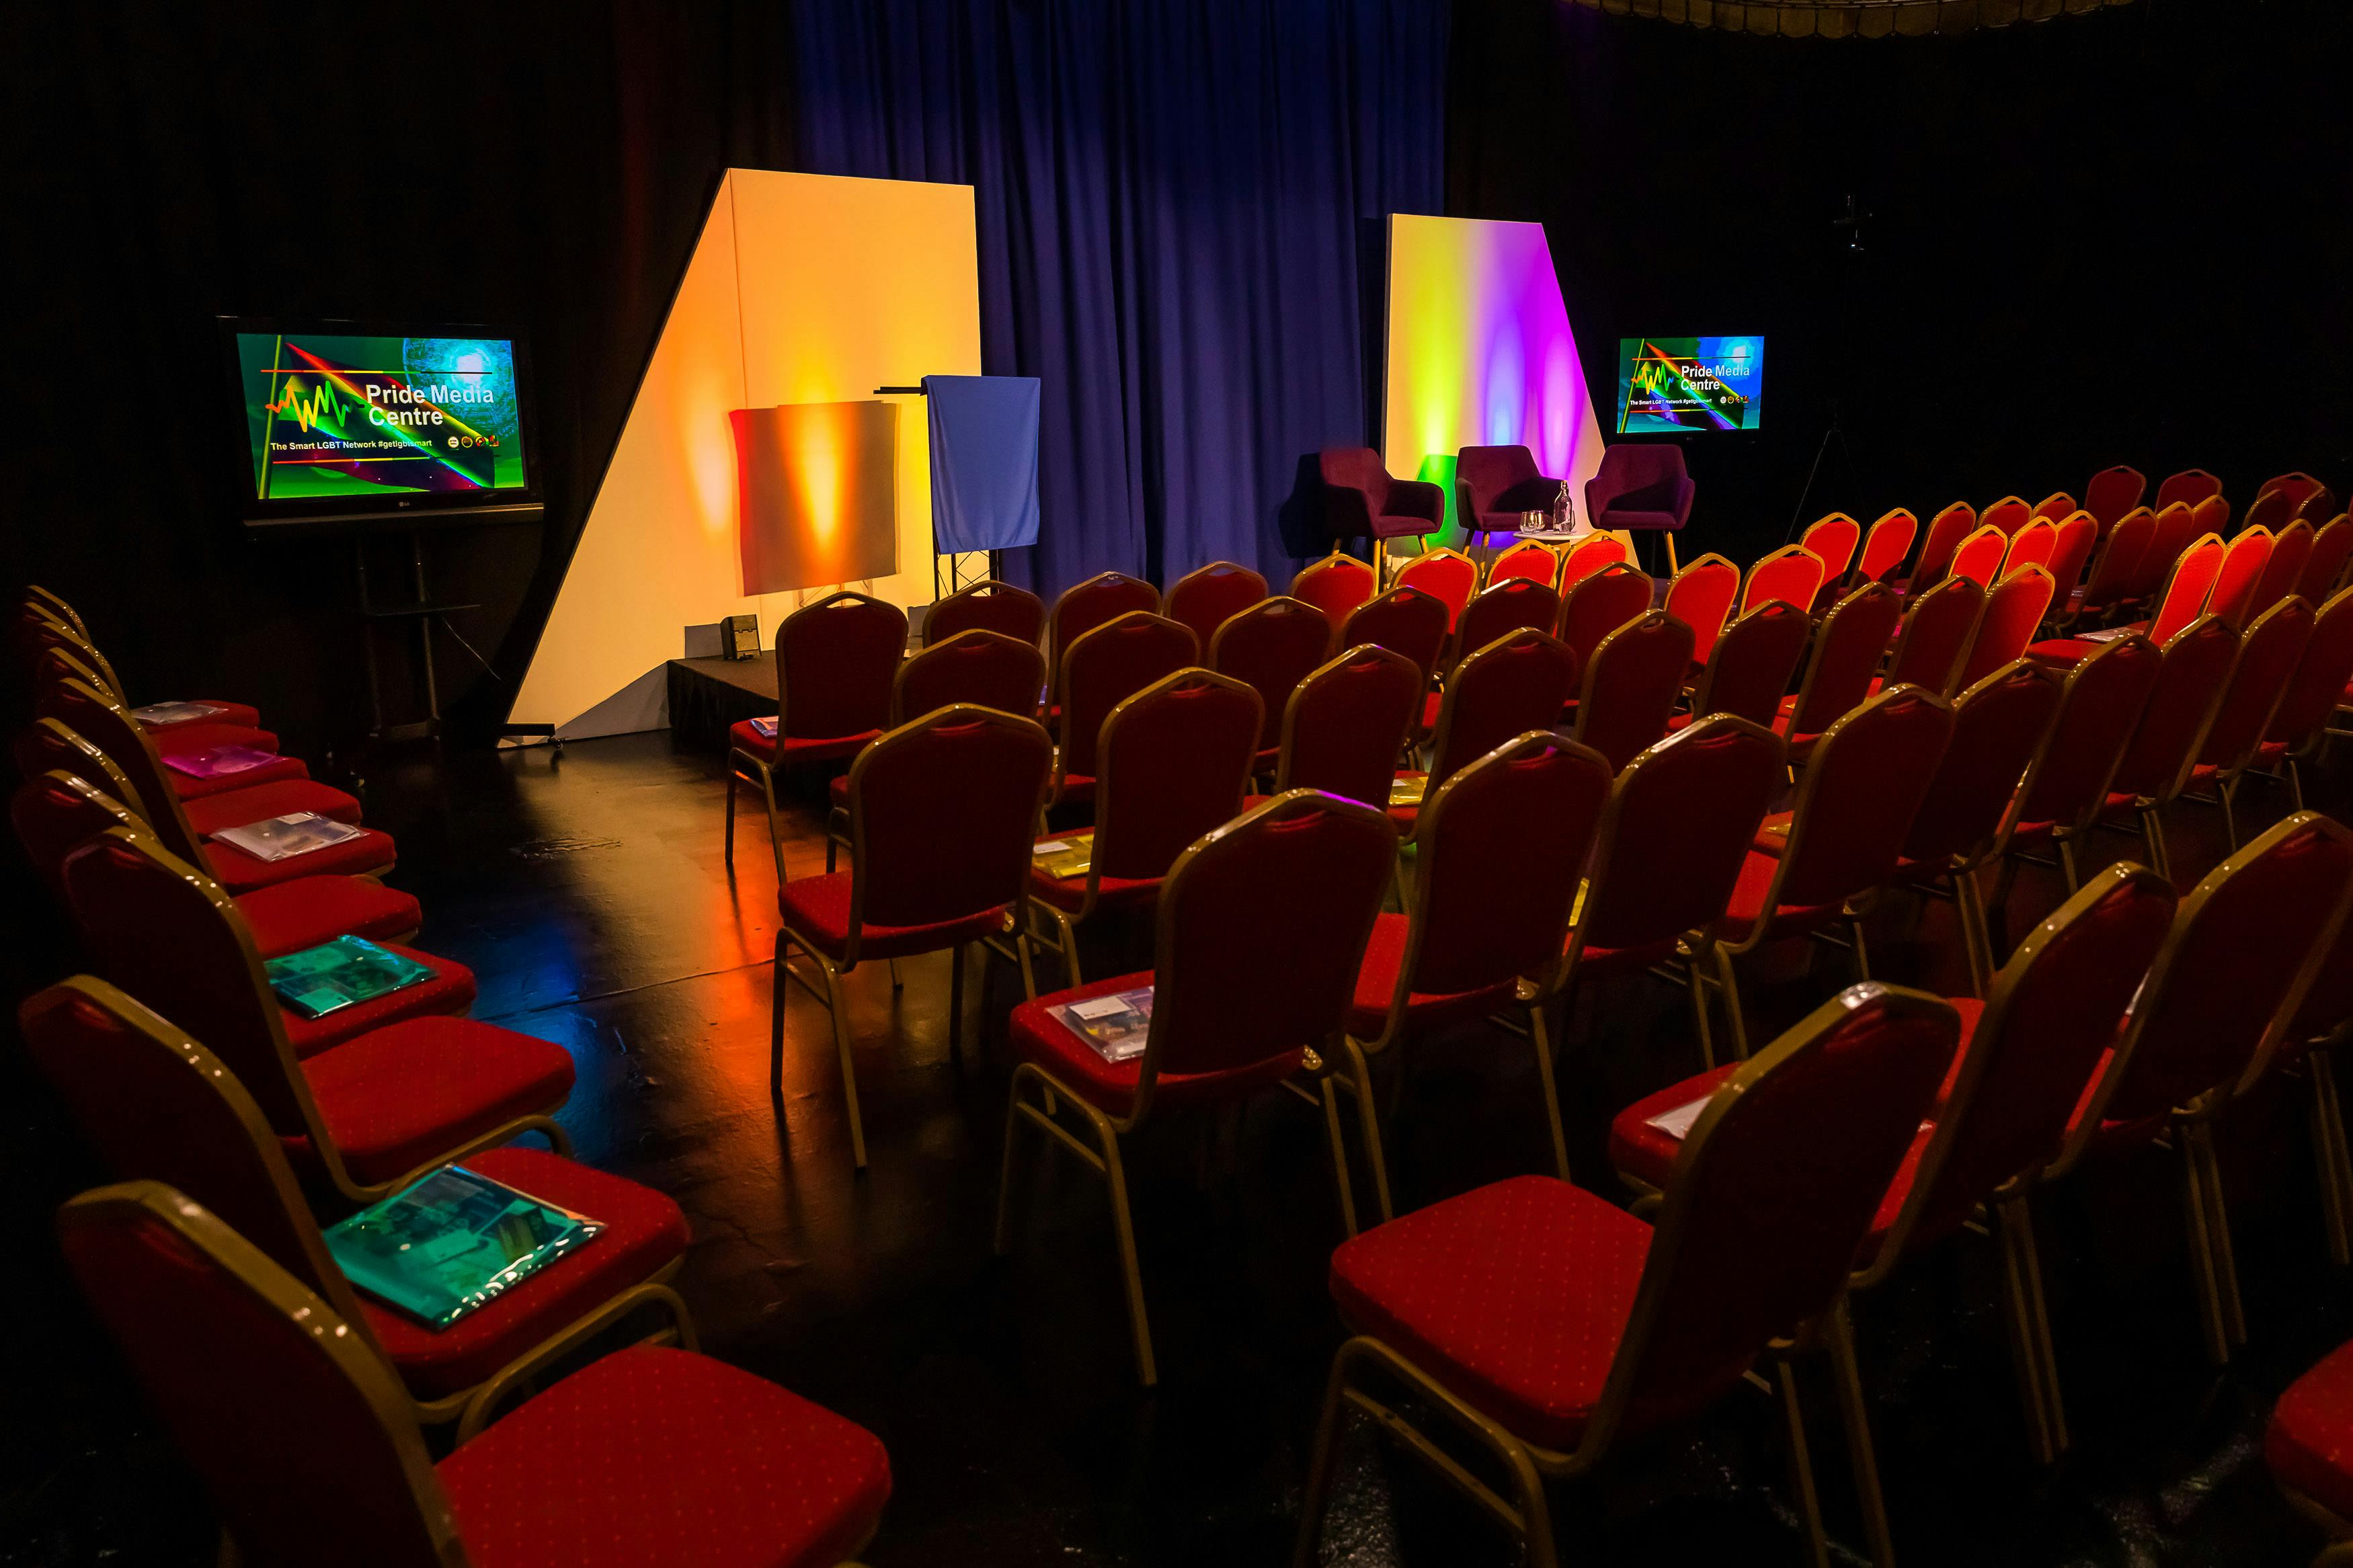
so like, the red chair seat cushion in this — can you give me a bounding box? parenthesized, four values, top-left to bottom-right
(141, 721, 279, 754)
(295, 1016, 577, 1186)
(1421, 691, 1443, 731)
(158, 747, 311, 801)
(280, 943, 478, 1059)
(1010, 971, 1301, 1118)
(1051, 772, 1096, 807)
(2267, 1338, 2353, 1524)
(1328, 1174, 1653, 1450)
(438, 1346, 891, 1568)
(235, 876, 423, 958)
(201, 825, 398, 893)
(1346, 912, 1515, 1038)
(1716, 849, 1842, 944)
(729, 719, 881, 768)
(184, 778, 367, 835)
(1027, 862, 1160, 913)
(777, 872, 1007, 962)
(140, 699, 265, 733)
(363, 1147, 688, 1399)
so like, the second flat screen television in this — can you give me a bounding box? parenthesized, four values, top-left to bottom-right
(1615, 336, 1765, 434)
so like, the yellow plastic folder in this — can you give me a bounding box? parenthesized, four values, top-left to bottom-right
(1388, 776, 1427, 808)
(1031, 831, 1096, 880)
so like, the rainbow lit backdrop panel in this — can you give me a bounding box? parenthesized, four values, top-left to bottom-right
(235, 333, 525, 499)
(1615, 336, 1765, 434)
(1382, 215, 1604, 540)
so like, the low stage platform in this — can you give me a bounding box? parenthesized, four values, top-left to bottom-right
(667, 656, 774, 749)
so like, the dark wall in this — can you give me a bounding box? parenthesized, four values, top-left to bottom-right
(1448, 0, 2353, 567)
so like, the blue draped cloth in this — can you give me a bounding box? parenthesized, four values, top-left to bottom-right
(924, 374, 1041, 552)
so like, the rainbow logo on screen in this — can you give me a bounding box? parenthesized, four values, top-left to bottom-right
(237, 333, 527, 499)
(1614, 336, 1765, 435)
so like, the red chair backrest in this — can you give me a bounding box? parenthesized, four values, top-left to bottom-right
(1981, 495, 2032, 534)
(2108, 614, 2239, 801)
(2293, 861, 2353, 1044)
(2096, 813, 2353, 1126)
(1289, 554, 1378, 631)
(1409, 734, 1612, 995)
(2268, 585, 2353, 751)
(2299, 493, 2344, 525)
(2011, 634, 2162, 833)
(2154, 466, 2224, 513)
(2297, 518, 2353, 604)
(1340, 585, 1451, 690)
(1427, 629, 1582, 794)
(1574, 612, 1694, 772)
(58, 1184, 461, 1568)
(926, 579, 1045, 648)
(1798, 513, 1860, 594)
(1558, 563, 1656, 667)
(1164, 561, 1269, 653)
(1739, 545, 1825, 619)
(1776, 686, 1956, 910)
(1912, 502, 1977, 588)
(1946, 524, 2009, 589)
(2000, 518, 2059, 578)
(2196, 597, 2315, 774)
(1140, 792, 1394, 1087)
(9, 768, 143, 897)
(1955, 565, 2057, 692)
(2124, 502, 2198, 602)
(2147, 532, 2227, 647)
(779, 592, 906, 740)
(1901, 661, 2062, 866)
(1456, 578, 1562, 667)
(1858, 509, 1917, 584)
(1050, 571, 1161, 671)
(2075, 508, 2155, 616)
(2189, 492, 2233, 546)
(1693, 602, 1810, 727)
(1884, 577, 1984, 695)
(1488, 540, 1560, 589)
(1662, 553, 1741, 667)
(30, 689, 213, 874)
(1556, 533, 1632, 596)
(1277, 645, 1424, 808)
(1058, 612, 1198, 780)
(1211, 596, 1335, 751)
(1786, 582, 1905, 737)
(1609, 985, 1958, 1434)
(2261, 471, 2330, 512)
(1577, 716, 1788, 958)
(891, 630, 1046, 725)
(2252, 520, 2316, 616)
(2208, 526, 2276, 630)
(2043, 511, 2100, 595)
(2242, 490, 2294, 536)
(846, 708, 1053, 932)
(1395, 549, 1478, 631)
(2084, 465, 2147, 530)
(1092, 671, 1262, 882)
(2030, 491, 2075, 522)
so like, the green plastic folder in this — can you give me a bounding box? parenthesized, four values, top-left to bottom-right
(323, 1166, 604, 1331)
(264, 936, 435, 1020)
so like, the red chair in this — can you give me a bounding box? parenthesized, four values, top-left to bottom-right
(2280, 905, 2353, 1268)
(2262, 470, 2333, 514)
(2030, 491, 2076, 522)
(1538, 714, 1787, 1070)
(1395, 546, 1479, 632)
(1458, 444, 1568, 545)
(2048, 813, 2353, 1364)
(726, 591, 906, 885)
(1778, 581, 1904, 753)
(1556, 561, 1654, 669)
(1320, 448, 1447, 581)
(1883, 577, 1985, 696)
(1858, 507, 1918, 586)
(58, 1180, 891, 1568)
(999, 790, 1395, 1385)
(1555, 532, 1632, 597)
(1662, 551, 1741, 669)
(1905, 501, 1977, 593)
(2097, 614, 2241, 881)
(1572, 612, 1693, 772)
(2297, 516, 2353, 604)
(1955, 565, 2057, 692)
(1394, 629, 1582, 830)
(2208, 525, 2277, 630)
(1999, 516, 2059, 579)
(2190, 491, 2234, 547)
(2056, 506, 2154, 630)
(2244, 490, 2296, 535)
(1738, 543, 1825, 619)
(1048, 610, 1197, 808)
(1333, 733, 1612, 1216)
(2120, 501, 2199, 606)
(882, 628, 1045, 725)
(28, 629, 279, 756)
(2269, 1339, 2353, 1559)
(2043, 511, 2099, 592)
(11, 768, 417, 959)
(1024, 669, 1261, 989)
(1048, 571, 1161, 677)
(777, 707, 1053, 1168)
(2155, 466, 2225, 513)
(2028, 530, 2225, 667)
(2189, 595, 2316, 850)
(1210, 595, 1335, 761)
(1982, 495, 2032, 534)
(1290, 552, 1379, 633)
(1798, 512, 1861, 606)
(23, 976, 694, 1426)
(1454, 577, 1562, 671)
(1267, 645, 1424, 811)
(2261, 584, 2353, 808)
(1339, 583, 1450, 696)
(41, 671, 354, 828)
(2254, 520, 2318, 616)
(1685, 600, 1810, 729)
(1704, 685, 1956, 1059)
(2298, 493, 2344, 528)
(60, 828, 572, 1202)
(2085, 464, 2147, 530)
(1947, 524, 2010, 588)
(1295, 984, 1958, 1568)
(1486, 538, 1560, 589)
(1164, 561, 1268, 652)
(925, 577, 1045, 647)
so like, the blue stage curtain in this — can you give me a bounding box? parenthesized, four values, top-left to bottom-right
(790, 0, 1448, 597)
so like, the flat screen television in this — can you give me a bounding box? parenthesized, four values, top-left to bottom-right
(221, 318, 540, 527)
(1613, 335, 1765, 435)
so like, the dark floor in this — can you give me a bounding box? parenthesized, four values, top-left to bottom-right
(5, 723, 2352, 1567)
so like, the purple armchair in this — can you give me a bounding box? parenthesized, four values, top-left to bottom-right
(1454, 446, 1566, 546)
(1585, 444, 1696, 573)
(1321, 448, 1446, 581)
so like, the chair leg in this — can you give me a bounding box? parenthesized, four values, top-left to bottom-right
(947, 944, 967, 1069)
(1088, 1108, 1158, 1387)
(888, 956, 904, 992)
(1956, 870, 1994, 999)
(1527, 1003, 1572, 1184)
(823, 964, 869, 1171)
(724, 763, 737, 866)
(1015, 925, 1041, 1003)
(1682, 950, 1718, 1071)
(1848, 915, 1873, 983)
(2191, 1118, 2247, 1346)
(756, 761, 787, 887)
(1050, 909, 1084, 989)
(1343, 1040, 1394, 1225)
(1320, 1079, 1361, 1239)
(1292, 1346, 1359, 1568)
(992, 1067, 1034, 1256)
(2288, 756, 2307, 811)
(1993, 1194, 2064, 1462)
(2141, 806, 2173, 883)
(2176, 1129, 2231, 1365)
(768, 931, 789, 1097)
(1988, 855, 2022, 960)
(1826, 1301, 1898, 1568)
(1713, 944, 1753, 1061)
(1773, 1351, 1835, 1568)
(1664, 532, 1680, 575)
(2057, 835, 2081, 895)
(2313, 1052, 2353, 1266)
(2218, 777, 2241, 852)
